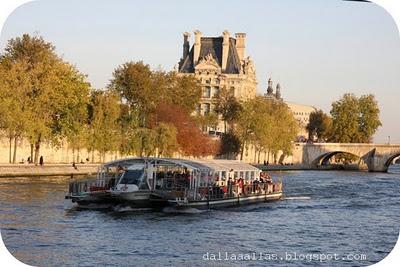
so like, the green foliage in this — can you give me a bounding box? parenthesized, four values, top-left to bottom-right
(0, 34, 91, 164)
(87, 90, 121, 161)
(214, 86, 242, 133)
(235, 97, 298, 160)
(109, 61, 201, 128)
(330, 93, 381, 143)
(306, 109, 332, 142)
(219, 130, 241, 157)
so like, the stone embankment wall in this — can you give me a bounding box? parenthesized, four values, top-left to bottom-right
(0, 137, 119, 164)
(0, 164, 99, 177)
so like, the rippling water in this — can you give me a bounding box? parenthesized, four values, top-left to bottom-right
(1, 166, 400, 267)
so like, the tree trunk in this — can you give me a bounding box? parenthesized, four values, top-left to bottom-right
(258, 150, 261, 164)
(240, 141, 245, 161)
(34, 138, 41, 165)
(224, 121, 227, 134)
(91, 150, 94, 163)
(30, 143, 34, 163)
(254, 146, 257, 163)
(12, 136, 18, 164)
(72, 147, 75, 163)
(76, 147, 80, 163)
(9, 135, 12, 163)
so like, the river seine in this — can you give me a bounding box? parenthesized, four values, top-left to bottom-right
(1, 166, 399, 267)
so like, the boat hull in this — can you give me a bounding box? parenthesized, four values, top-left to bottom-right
(168, 192, 283, 210)
(111, 190, 154, 208)
(65, 191, 115, 209)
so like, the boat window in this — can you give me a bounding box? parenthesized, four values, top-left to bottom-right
(250, 171, 255, 179)
(234, 171, 238, 179)
(245, 171, 250, 180)
(239, 171, 244, 178)
(119, 169, 144, 185)
(221, 171, 226, 181)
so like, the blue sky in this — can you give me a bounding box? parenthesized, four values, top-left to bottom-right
(0, 0, 399, 143)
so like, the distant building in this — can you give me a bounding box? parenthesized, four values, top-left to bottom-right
(262, 77, 317, 140)
(178, 30, 257, 134)
(285, 102, 317, 140)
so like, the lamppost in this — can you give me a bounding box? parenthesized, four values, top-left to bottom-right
(388, 136, 391, 145)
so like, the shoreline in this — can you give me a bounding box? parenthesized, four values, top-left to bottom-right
(0, 164, 100, 177)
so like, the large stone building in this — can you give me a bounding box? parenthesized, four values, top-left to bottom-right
(178, 30, 257, 134)
(177, 30, 316, 141)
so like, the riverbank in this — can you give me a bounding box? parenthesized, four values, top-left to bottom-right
(0, 164, 100, 177)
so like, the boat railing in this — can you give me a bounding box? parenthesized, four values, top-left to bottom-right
(182, 180, 283, 201)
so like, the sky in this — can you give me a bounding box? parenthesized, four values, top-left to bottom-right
(0, 0, 399, 143)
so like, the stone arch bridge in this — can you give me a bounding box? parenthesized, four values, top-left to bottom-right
(292, 143, 400, 172)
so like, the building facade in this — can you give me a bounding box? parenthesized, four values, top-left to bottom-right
(178, 30, 257, 134)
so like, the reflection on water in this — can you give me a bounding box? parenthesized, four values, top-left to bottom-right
(1, 166, 400, 267)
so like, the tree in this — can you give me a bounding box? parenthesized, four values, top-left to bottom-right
(153, 122, 178, 157)
(235, 97, 298, 162)
(152, 103, 219, 157)
(109, 62, 202, 128)
(219, 130, 241, 159)
(0, 34, 91, 164)
(358, 94, 382, 143)
(306, 109, 332, 142)
(109, 61, 153, 127)
(330, 93, 381, 143)
(214, 86, 242, 133)
(0, 59, 30, 163)
(87, 90, 121, 162)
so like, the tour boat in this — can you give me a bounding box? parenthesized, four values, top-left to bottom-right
(66, 157, 284, 210)
(148, 158, 283, 210)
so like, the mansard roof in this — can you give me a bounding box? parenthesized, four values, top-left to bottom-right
(179, 37, 242, 74)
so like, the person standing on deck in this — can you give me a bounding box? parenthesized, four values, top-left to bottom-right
(39, 156, 44, 166)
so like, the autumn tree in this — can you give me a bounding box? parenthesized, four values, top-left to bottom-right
(0, 34, 91, 164)
(214, 86, 242, 133)
(235, 97, 297, 162)
(330, 93, 381, 143)
(87, 90, 121, 162)
(306, 109, 332, 142)
(152, 103, 219, 157)
(0, 59, 30, 163)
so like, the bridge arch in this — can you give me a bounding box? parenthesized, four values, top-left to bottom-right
(312, 151, 366, 170)
(384, 152, 400, 168)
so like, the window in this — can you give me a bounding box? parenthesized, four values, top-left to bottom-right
(203, 87, 211, 98)
(250, 171, 255, 179)
(245, 171, 250, 180)
(204, 103, 211, 115)
(221, 171, 226, 181)
(213, 87, 220, 97)
(119, 169, 144, 185)
(239, 171, 244, 178)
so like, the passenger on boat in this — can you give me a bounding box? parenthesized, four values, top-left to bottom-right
(227, 177, 233, 197)
(237, 178, 244, 196)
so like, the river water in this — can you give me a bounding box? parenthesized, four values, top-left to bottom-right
(1, 166, 399, 267)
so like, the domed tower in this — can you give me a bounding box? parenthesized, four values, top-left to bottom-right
(266, 77, 274, 96)
(275, 83, 282, 100)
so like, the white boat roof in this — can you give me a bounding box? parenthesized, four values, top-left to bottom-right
(102, 157, 260, 172)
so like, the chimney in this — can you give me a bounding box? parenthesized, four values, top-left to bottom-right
(182, 32, 190, 60)
(193, 30, 202, 65)
(235, 33, 246, 61)
(222, 30, 230, 71)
